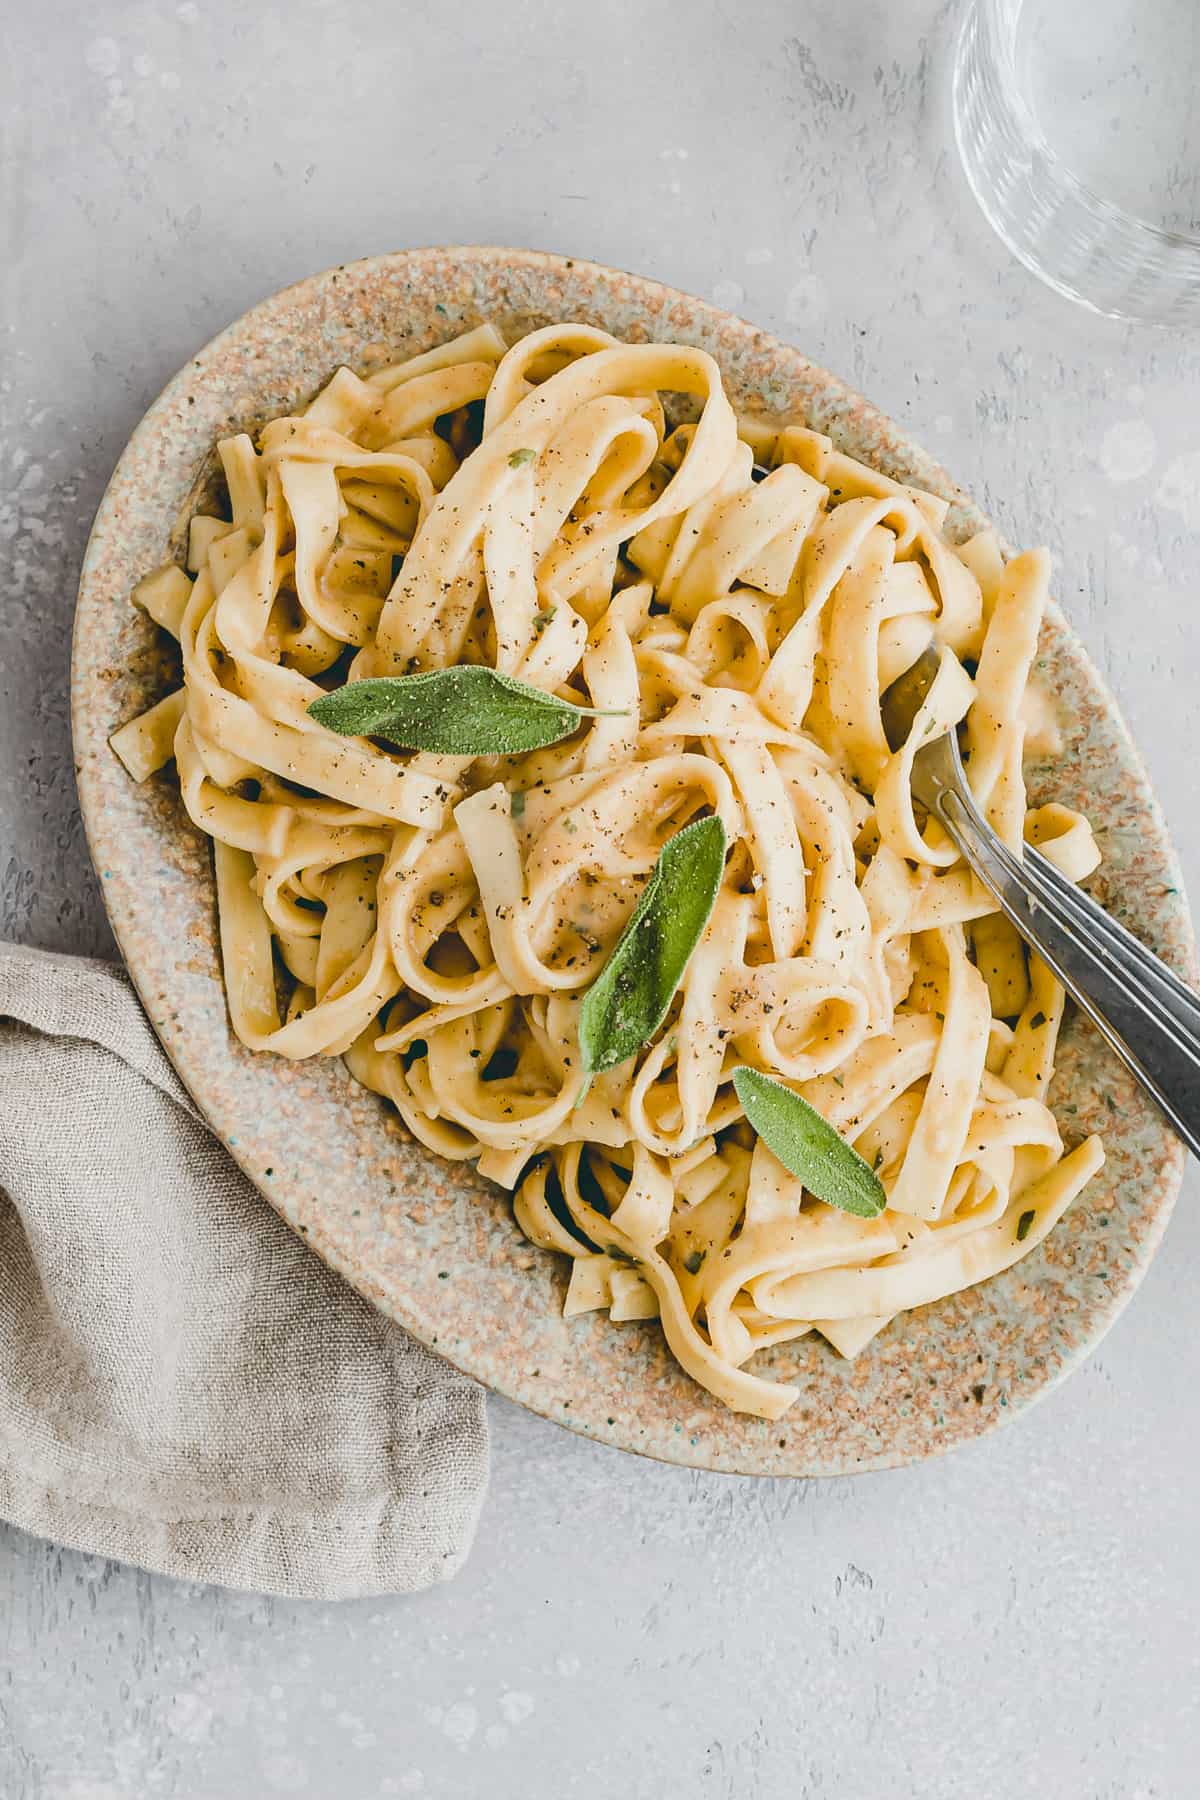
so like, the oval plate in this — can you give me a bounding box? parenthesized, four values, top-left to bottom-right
(72, 247, 1194, 1476)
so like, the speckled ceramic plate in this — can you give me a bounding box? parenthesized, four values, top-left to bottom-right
(72, 247, 1194, 1476)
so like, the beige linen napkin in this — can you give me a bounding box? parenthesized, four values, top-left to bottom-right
(0, 941, 488, 1600)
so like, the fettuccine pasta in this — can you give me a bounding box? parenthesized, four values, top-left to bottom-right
(112, 321, 1105, 1420)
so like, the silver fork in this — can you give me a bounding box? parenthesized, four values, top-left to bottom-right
(880, 644, 1200, 1158)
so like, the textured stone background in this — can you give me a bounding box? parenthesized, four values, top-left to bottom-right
(3, 2, 1199, 1795)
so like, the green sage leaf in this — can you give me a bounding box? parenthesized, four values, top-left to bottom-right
(578, 815, 726, 1076)
(731, 1068, 887, 1219)
(307, 666, 623, 756)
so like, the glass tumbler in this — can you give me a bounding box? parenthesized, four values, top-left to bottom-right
(953, 0, 1200, 324)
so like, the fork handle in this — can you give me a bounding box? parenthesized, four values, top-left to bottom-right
(936, 786, 1200, 1160)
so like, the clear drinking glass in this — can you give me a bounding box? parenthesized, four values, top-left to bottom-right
(953, 0, 1200, 324)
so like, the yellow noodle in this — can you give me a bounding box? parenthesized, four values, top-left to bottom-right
(115, 322, 1105, 1418)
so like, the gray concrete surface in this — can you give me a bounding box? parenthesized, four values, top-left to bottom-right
(3, 2, 1199, 1795)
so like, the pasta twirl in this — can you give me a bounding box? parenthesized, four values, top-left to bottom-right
(114, 322, 1104, 1420)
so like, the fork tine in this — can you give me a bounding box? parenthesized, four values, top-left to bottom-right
(935, 780, 1200, 1157)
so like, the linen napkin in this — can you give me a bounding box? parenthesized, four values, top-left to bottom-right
(0, 941, 489, 1600)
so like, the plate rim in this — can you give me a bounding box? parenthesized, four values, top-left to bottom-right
(72, 244, 1195, 1476)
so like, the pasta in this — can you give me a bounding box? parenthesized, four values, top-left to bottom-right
(112, 321, 1106, 1420)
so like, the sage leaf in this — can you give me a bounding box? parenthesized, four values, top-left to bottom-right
(578, 815, 726, 1076)
(307, 666, 624, 757)
(731, 1068, 887, 1219)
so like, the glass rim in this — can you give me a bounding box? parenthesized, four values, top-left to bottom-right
(954, 0, 1200, 322)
